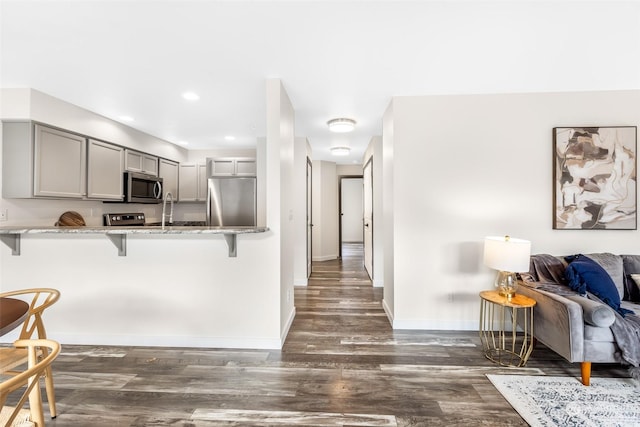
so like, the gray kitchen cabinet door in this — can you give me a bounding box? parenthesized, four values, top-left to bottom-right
(209, 158, 235, 176)
(235, 158, 256, 176)
(209, 157, 256, 176)
(178, 163, 206, 202)
(197, 163, 207, 200)
(34, 124, 87, 198)
(159, 159, 179, 199)
(142, 153, 159, 175)
(125, 149, 158, 176)
(178, 163, 198, 201)
(87, 139, 124, 200)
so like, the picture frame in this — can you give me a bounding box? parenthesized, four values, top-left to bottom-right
(553, 126, 637, 230)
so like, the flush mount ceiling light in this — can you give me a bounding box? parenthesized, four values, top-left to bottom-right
(327, 118, 356, 133)
(224, 135, 236, 141)
(119, 115, 134, 122)
(330, 146, 350, 156)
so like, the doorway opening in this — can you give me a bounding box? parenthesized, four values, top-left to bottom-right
(338, 175, 364, 261)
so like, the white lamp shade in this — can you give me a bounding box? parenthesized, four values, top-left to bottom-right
(483, 236, 531, 272)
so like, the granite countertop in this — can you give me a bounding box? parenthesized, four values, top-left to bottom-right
(0, 225, 269, 235)
(0, 225, 269, 257)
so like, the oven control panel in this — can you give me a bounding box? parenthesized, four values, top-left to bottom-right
(104, 213, 146, 226)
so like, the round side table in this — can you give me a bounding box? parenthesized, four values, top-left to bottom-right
(479, 290, 536, 367)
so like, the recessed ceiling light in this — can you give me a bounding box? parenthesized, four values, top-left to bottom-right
(328, 118, 356, 133)
(182, 92, 200, 101)
(178, 141, 189, 146)
(119, 115, 134, 122)
(330, 146, 350, 156)
(224, 135, 236, 141)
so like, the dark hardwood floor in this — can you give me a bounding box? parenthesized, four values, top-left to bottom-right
(8, 243, 631, 426)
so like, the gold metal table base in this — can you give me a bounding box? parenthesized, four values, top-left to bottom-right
(479, 290, 536, 367)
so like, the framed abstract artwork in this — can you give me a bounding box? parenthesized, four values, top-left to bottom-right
(553, 126, 637, 230)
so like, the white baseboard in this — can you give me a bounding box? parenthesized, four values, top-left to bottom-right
(382, 299, 393, 325)
(391, 319, 479, 331)
(293, 279, 308, 286)
(372, 279, 383, 288)
(312, 254, 338, 262)
(280, 306, 296, 345)
(47, 332, 284, 350)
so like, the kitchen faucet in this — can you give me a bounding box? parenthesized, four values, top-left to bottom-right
(162, 192, 174, 228)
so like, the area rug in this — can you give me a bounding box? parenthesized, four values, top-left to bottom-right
(486, 374, 640, 427)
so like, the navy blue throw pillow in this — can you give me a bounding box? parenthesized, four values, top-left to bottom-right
(565, 254, 634, 317)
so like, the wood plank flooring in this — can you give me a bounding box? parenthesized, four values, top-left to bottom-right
(4, 243, 633, 426)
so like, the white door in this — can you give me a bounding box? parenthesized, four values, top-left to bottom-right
(306, 159, 313, 278)
(341, 178, 364, 244)
(363, 159, 373, 280)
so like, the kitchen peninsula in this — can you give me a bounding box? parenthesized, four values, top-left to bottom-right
(0, 225, 268, 257)
(1, 82, 299, 352)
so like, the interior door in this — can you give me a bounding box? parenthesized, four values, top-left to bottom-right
(363, 158, 373, 280)
(306, 158, 313, 278)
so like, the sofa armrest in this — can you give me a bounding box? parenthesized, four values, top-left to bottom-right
(517, 285, 585, 363)
(565, 295, 615, 327)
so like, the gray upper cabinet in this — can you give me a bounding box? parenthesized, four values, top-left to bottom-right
(87, 139, 124, 200)
(2, 121, 179, 202)
(3, 122, 89, 199)
(159, 159, 179, 200)
(178, 163, 206, 202)
(34, 124, 87, 198)
(125, 149, 158, 176)
(209, 157, 256, 176)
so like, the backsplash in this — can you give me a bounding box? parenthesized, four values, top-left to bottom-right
(0, 198, 206, 227)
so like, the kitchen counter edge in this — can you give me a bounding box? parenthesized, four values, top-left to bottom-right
(0, 226, 269, 235)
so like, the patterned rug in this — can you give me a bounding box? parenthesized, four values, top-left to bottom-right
(487, 374, 640, 427)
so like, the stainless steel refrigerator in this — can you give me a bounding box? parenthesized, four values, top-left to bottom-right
(207, 177, 257, 226)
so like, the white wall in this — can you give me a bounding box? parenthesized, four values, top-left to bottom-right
(387, 90, 640, 330)
(293, 137, 312, 286)
(364, 136, 384, 287)
(266, 79, 296, 338)
(336, 165, 362, 176)
(187, 148, 256, 163)
(311, 160, 338, 261)
(382, 102, 395, 320)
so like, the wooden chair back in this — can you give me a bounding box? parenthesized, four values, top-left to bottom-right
(0, 288, 60, 340)
(0, 288, 61, 421)
(0, 339, 61, 427)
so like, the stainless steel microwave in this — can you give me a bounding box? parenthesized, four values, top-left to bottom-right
(124, 172, 163, 203)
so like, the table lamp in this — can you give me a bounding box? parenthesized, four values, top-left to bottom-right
(483, 235, 531, 299)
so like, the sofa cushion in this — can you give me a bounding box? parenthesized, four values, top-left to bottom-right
(565, 254, 632, 316)
(565, 294, 615, 327)
(621, 255, 640, 302)
(584, 324, 615, 342)
(586, 253, 625, 299)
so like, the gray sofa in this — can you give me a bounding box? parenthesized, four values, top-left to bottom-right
(517, 253, 640, 385)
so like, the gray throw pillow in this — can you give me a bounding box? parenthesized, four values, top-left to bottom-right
(629, 274, 640, 302)
(586, 253, 624, 299)
(621, 255, 640, 302)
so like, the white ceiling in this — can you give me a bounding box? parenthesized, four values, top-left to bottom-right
(2, 1, 639, 164)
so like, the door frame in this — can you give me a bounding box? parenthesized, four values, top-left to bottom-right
(338, 174, 364, 258)
(363, 157, 374, 280)
(306, 157, 313, 278)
